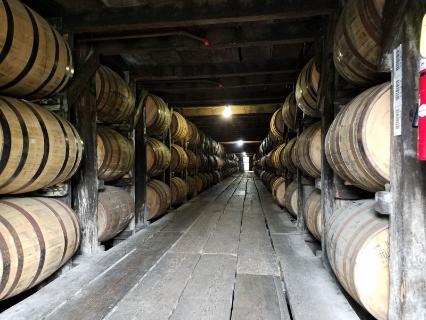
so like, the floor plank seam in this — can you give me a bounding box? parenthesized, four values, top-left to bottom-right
(253, 177, 295, 320)
(200, 176, 245, 256)
(165, 254, 203, 320)
(229, 177, 248, 320)
(252, 177, 280, 274)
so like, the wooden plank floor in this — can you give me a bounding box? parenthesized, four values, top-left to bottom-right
(1, 173, 360, 320)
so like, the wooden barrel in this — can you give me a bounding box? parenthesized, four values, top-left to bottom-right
(171, 111, 189, 144)
(303, 189, 322, 241)
(170, 144, 189, 172)
(215, 143, 225, 157)
(270, 108, 285, 138)
(272, 177, 286, 207)
(212, 156, 225, 170)
(0, 197, 80, 300)
(97, 186, 134, 242)
(283, 181, 298, 217)
(198, 153, 208, 172)
(144, 94, 171, 136)
(281, 137, 298, 173)
(146, 137, 170, 177)
(325, 83, 390, 192)
(271, 176, 284, 197)
(212, 170, 222, 184)
(187, 121, 200, 147)
(295, 122, 321, 178)
(261, 172, 275, 191)
(193, 174, 205, 193)
(326, 199, 389, 320)
(295, 59, 320, 118)
(0, 0, 74, 98)
(334, 0, 386, 86)
(186, 176, 197, 198)
(0, 97, 83, 194)
(146, 179, 171, 220)
(170, 177, 188, 206)
(282, 92, 297, 131)
(97, 127, 133, 181)
(186, 149, 199, 173)
(96, 66, 135, 123)
(271, 143, 286, 170)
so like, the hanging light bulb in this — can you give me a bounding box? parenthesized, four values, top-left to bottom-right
(223, 105, 232, 118)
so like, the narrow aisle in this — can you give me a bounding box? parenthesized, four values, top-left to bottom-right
(1, 173, 292, 320)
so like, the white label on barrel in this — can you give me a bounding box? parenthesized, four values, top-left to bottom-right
(393, 44, 403, 136)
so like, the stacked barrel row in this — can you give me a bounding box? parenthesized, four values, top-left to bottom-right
(143, 95, 228, 220)
(95, 63, 136, 245)
(256, 1, 391, 318)
(0, 0, 144, 300)
(0, 0, 80, 301)
(329, 1, 390, 317)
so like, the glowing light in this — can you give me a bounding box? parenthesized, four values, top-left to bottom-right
(242, 152, 247, 156)
(223, 105, 232, 118)
(237, 140, 244, 147)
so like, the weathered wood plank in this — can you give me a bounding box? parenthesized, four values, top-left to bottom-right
(203, 194, 244, 255)
(105, 253, 201, 320)
(70, 47, 101, 255)
(163, 176, 239, 232)
(388, 4, 426, 319)
(170, 177, 243, 253)
(237, 180, 280, 276)
(44, 231, 182, 320)
(0, 176, 239, 319)
(254, 179, 298, 234)
(64, 0, 335, 34)
(169, 254, 237, 320)
(272, 234, 359, 320)
(231, 274, 291, 320)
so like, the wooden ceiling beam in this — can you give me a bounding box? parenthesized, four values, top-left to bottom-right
(134, 60, 302, 81)
(63, 0, 335, 34)
(52, 0, 100, 14)
(147, 82, 290, 93)
(139, 74, 297, 90)
(170, 97, 284, 106)
(91, 21, 319, 55)
(176, 104, 278, 117)
(161, 86, 290, 106)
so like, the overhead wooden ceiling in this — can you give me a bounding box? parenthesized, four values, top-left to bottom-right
(25, 0, 334, 152)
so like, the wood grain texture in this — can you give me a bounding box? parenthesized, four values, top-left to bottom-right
(105, 253, 201, 320)
(231, 274, 291, 320)
(0, 198, 80, 300)
(0, 0, 74, 98)
(238, 181, 279, 276)
(95, 65, 135, 123)
(97, 127, 133, 181)
(169, 254, 237, 320)
(334, 0, 386, 86)
(273, 233, 359, 320)
(97, 186, 134, 242)
(0, 97, 83, 194)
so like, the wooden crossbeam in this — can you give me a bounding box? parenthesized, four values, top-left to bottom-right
(176, 104, 279, 116)
(63, 0, 335, 33)
(91, 21, 319, 55)
(134, 60, 302, 81)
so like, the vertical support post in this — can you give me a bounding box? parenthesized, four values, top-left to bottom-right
(134, 88, 148, 227)
(318, 14, 337, 267)
(70, 45, 101, 256)
(295, 111, 305, 230)
(388, 3, 426, 319)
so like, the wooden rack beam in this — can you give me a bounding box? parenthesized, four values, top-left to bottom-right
(63, 0, 335, 34)
(386, 2, 426, 318)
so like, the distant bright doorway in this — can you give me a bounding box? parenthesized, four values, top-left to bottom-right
(243, 156, 250, 171)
